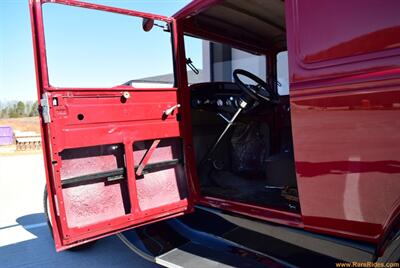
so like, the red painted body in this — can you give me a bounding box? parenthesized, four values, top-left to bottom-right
(285, 0, 400, 245)
(30, 0, 400, 253)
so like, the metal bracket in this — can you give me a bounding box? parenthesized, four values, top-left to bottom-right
(40, 93, 51, 123)
(136, 139, 161, 176)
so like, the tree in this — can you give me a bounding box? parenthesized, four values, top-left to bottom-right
(8, 104, 18, 118)
(16, 101, 26, 117)
(0, 101, 39, 118)
(0, 107, 8, 118)
(25, 102, 32, 116)
(30, 101, 39, 117)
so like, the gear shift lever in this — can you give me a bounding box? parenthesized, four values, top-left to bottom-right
(200, 98, 248, 166)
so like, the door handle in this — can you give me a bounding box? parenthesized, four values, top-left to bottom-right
(163, 104, 181, 116)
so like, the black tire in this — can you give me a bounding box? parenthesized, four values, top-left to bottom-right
(43, 185, 96, 250)
(377, 230, 400, 263)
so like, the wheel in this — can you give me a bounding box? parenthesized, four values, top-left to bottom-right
(43, 185, 96, 250)
(377, 230, 400, 263)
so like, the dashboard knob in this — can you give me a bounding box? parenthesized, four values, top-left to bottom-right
(191, 98, 202, 107)
(216, 99, 224, 107)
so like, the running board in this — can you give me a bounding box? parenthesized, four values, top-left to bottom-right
(194, 206, 376, 263)
(118, 218, 293, 268)
(156, 242, 268, 268)
(118, 206, 376, 267)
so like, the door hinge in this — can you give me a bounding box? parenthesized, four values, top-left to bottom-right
(40, 93, 51, 123)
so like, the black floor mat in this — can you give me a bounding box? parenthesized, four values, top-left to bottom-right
(201, 170, 299, 212)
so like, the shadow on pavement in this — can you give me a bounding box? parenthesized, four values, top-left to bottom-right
(0, 213, 159, 268)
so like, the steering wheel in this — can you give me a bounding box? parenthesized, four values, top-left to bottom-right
(233, 69, 280, 104)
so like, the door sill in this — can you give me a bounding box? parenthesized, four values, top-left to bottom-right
(197, 196, 303, 228)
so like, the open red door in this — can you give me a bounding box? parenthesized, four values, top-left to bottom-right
(30, 0, 194, 251)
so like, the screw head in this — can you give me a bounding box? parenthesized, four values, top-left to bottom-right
(122, 91, 130, 99)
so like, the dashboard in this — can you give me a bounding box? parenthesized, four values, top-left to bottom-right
(190, 82, 244, 114)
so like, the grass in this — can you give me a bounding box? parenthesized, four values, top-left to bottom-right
(0, 117, 40, 133)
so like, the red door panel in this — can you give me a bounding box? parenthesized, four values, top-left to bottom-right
(30, 0, 193, 251)
(286, 0, 400, 243)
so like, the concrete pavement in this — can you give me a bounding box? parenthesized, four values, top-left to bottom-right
(0, 153, 159, 268)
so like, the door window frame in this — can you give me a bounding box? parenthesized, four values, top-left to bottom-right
(31, 0, 175, 91)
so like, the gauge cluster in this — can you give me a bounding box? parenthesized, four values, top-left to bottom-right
(190, 82, 243, 114)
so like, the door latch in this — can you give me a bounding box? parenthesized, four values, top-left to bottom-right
(40, 93, 51, 123)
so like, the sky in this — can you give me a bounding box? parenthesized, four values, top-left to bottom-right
(0, 0, 195, 102)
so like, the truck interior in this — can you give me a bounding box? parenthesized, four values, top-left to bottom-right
(181, 0, 300, 212)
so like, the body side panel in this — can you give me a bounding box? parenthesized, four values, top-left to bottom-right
(286, 0, 400, 244)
